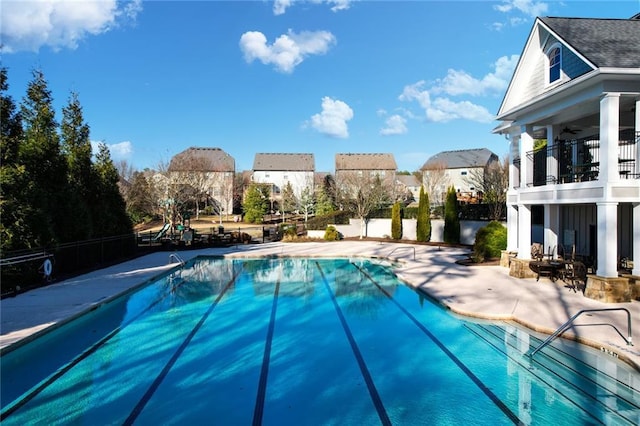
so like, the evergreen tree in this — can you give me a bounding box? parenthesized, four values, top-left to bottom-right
(61, 91, 94, 240)
(242, 183, 269, 223)
(19, 69, 68, 246)
(0, 67, 32, 252)
(391, 201, 402, 240)
(443, 186, 460, 244)
(92, 143, 132, 236)
(281, 181, 296, 214)
(416, 186, 431, 242)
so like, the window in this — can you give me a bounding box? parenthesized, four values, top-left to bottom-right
(460, 170, 468, 176)
(548, 46, 561, 83)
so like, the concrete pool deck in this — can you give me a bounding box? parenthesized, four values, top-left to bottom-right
(1, 241, 639, 370)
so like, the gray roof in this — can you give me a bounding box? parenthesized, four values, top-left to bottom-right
(335, 153, 397, 170)
(253, 153, 315, 171)
(396, 175, 421, 187)
(169, 147, 235, 172)
(540, 17, 640, 68)
(421, 148, 498, 170)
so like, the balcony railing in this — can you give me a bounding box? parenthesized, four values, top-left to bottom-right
(520, 130, 638, 187)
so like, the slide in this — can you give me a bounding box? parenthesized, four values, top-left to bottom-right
(153, 223, 171, 241)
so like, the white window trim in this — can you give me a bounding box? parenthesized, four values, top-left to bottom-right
(545, 43, 564, 87)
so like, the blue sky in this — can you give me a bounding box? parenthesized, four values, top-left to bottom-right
(2, 1, 639, 174)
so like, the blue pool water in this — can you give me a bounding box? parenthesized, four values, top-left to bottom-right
(1, 257, 639, 425)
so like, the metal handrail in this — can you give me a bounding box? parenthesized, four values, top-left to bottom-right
(387, 246, 415, 261)
(169, 253, 185, 266)
(529, 308, 633, 358)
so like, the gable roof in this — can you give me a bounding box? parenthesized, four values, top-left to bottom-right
(169, 147, 235, 172)
(539, 17, 640, 68)
(252, 153, 315, 171)
(497, 15, 640, 118)
(421, 148, 497, 170)
(335, 153, 397, 170)
(396, 174, 421, 187)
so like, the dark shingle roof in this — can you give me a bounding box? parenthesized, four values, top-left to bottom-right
(335, 153, 397, 170)
(169, 147, 235, 172)
(421, 148, 497, 170)
(540, 17, 640, 68)
(252, 153, 315, 171)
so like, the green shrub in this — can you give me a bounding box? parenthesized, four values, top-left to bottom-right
(443, 186, 460, 243)
(324, 225, 341, 241)
(306, 211, 350, 230)
(391, 202, 402, 240)
(416, 187, 431, 242)
(472, 221, 507, 263)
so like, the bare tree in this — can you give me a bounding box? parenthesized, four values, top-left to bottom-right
(422, 161, 449, 206)
(336, 172, 393, 239)
(467, 155, 509, 220)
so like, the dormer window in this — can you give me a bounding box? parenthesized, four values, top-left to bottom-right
(547, 45, 561, 83)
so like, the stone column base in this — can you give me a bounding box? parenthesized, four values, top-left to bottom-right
(509, 258, 537, 279)
(584, 275, 635, 303)
(500, 250, 517, 268)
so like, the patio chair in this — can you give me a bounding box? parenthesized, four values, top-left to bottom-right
(563, 260, 587, 292)
(531, 243, 544, 261)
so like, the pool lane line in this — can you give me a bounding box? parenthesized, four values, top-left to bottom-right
(316, 262, 392, 426)
(0, 270, 198, 421)
(123, 267, 243, 426)
(464, 325, 611, 425)
(351, 263, 521, 426)
(252, 277, 281, 426)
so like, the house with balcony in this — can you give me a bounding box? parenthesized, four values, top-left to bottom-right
(251, 153, 315, 212)
(493, 15, 640, 300)
(420, 148, 500, 204)
(168, 147, 236, 217)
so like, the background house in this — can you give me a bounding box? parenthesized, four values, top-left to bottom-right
(251, 153, 315, 213)
(334, 153, 397, 187)
(493, 14, 640, 297)
(421, 148, 499, 204)
(168, 147, 235, 219)
(395, 174, 422, 205)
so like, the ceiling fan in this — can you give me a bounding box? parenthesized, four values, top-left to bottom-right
(561, 126, 579, 135)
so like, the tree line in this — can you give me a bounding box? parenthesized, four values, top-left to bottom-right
(1, 68, 132, 254)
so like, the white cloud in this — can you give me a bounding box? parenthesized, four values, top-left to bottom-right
(397, 55, 518, 123)
(91, 140, 133, 160)
(494, 0, 549, 17)
(239, 29, 336, 73)
(0, 0, 142, 53)
(273, 0, 353, 15)
(492, 0, 548, 29)
(431, 55, 519, 96)
(309, 96, 353, 138)
(380, 114, 407, 136)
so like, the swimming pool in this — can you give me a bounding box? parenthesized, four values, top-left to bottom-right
(1, 257, 638, 424)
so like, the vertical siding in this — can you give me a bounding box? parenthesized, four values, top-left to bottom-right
(560, 204, 596, 256)
(560, 203, 632, 261)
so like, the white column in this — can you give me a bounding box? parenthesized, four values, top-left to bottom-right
(517, 204, 532, 259)
(509, 137, 520, 188)
(635, 99, 640, 171)
(633, 203, 640, 277)
(599, 93, 620, 183)
(544, 204, 560, 258)
(520, 126, 534, 188)
(596, 201, 619, 277)
(507, 204, 518, 251)
(546, 125, 558, 183)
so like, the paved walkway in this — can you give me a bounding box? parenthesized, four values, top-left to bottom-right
(1, 242, 638, 370)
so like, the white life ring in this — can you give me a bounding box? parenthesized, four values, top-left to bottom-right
(43, 259, 53, 277)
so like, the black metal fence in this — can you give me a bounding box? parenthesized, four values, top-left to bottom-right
(1, 234, 137, 297)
